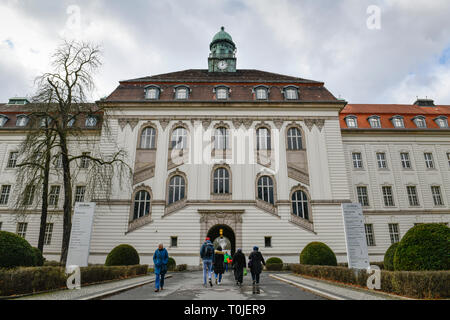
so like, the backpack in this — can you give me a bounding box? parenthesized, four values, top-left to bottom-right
(205, 244, 214, 258)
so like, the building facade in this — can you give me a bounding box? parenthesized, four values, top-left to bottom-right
(0, 28, 449, 266)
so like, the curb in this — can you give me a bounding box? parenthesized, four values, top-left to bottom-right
(269, 274, 346, 300)
(79, 275, 173, 300)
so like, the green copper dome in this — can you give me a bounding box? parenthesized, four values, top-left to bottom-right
(210, 26, 236, 49)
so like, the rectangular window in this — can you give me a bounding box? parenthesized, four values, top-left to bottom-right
(376, 153, 387, 169)
(352, 153, 363, 169)
(400, 152, 411, 169)
(265, 237, 272, 248)
(7, 152, 19, 168)
(357, 186, 369, 206)
(80, 152, 90, 169)
(0, 185, 11, 205)
(424, 153, 434, 169)
(382, 186, 395, 207)
(17, 222, 27, 238)
(407, 186, 419, 206)
(23, 185, 35, 206)
(49, 186, 61, 206)
(431, 186, 443, 206)
(75, 186, 86, 203)
(44, 223, 53, 245)
(388, 224, 400, 244)
(170, 236, 178, 248)
(55, 154, 63, 169)
(364, 224, 375, 247)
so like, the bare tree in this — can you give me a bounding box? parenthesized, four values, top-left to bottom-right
(15, 40, 131, 265)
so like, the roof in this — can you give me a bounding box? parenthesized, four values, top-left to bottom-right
(340, 103, 450, 130)
(104, 69, 338, 103)
(211, 26, 235, 48)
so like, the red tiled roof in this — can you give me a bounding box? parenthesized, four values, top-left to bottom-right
(104, 69, 338, 103)
(340, 104, 450, 129)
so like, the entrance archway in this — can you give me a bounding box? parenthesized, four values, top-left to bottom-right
(207, 224, 236, 256)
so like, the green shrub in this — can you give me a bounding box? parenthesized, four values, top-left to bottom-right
(394, 224, 450, 271)
(44, 260, 62, 267)
(384, 243, 399, 271)
(300, 242, 337, 266)
(0, 231, 36, 268)
(105, 244, 140, 266)
(265, 257, 283, 271)
(167, 257, 176, 271)
(266, 257, 283, 264)
(176, 264, 187, 272)
(0, 265, 149, 297)
(32, 247, 45, 266)
(291, 264, 450, 299)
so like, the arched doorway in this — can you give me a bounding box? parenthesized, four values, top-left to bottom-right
(207, 224, 236, 256)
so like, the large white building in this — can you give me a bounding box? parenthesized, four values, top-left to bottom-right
(0, 28, 449, 266)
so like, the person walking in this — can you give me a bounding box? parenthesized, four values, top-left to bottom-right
(213, 245, 225, 285)
(200, 237, 215, 287)
(224, 251, 232, 273)
(153, 243, 169, 292)
(231, 248, 246, 286)
(248, 246, 265, 285)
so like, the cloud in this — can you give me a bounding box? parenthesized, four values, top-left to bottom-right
(0, 0, 449, 104)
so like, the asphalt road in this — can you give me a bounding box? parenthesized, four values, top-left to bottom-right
(103, 271, 325, 300)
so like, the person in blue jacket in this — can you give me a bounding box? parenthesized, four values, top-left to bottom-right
(153, 243, 169, 292)
(200, 237, 215, 287)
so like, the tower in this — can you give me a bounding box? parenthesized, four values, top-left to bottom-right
(208, 26, 237, 73)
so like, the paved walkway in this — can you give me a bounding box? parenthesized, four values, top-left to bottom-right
(14, 274, 166, 300)
(271, 274, 406, 300)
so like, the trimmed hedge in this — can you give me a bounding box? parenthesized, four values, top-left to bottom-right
(0, 265, 149, 297)
(0, 231, 36, 268)
(176, 264, 187, 272)
(167, 257, 176, 271)
(105, 244, 140, 266)
(300, 242, 337, 266)
(384, 243, 399, 271)
(266, 257, 283, 271)
(291, 264, 450, 299)
(32, 248, 45, 267)
(394, 223, 450, 271)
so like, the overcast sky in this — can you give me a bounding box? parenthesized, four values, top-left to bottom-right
(1, 0, 449, 104)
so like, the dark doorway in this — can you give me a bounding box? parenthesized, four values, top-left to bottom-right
(207, 224, 236, 256)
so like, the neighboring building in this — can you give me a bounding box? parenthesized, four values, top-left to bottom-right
(341, 100, 450, 260)
(0, 28, 449, 266)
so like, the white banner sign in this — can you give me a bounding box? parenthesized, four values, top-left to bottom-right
(341, 203, 370, 269)
(66, 202, 96, 268)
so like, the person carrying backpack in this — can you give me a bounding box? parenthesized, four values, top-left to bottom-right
(200, 237, 215, 287)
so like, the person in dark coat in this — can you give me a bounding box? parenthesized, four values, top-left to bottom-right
(231, 248, 246, 286)
(248, 246, 265, 285)
(213, 246, 225, 285)
(153, 243, 169, 292)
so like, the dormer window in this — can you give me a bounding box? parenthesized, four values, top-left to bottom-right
(145, 85, 161, 100)
(345, 115, 358, 128)
(254, 86, 269, 100)
(16, 115, 29, 127)
(214, 86, 229, 100)
(175, 86, 190, 100)
(67, 115, 76, 127)
(434, 116, 448, 128)
(283, 86, 299, 100)
(368, 116, 381, 128)
(391, 116, 404, 128)
(85, 115, 97, 127)
(413, 116, 427, 128)
(0, 115, 8, 127)
(40, 117, 52, 128)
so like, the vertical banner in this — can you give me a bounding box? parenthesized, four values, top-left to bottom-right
(66, 202, 96, 268)
(341, 203, 370, 269)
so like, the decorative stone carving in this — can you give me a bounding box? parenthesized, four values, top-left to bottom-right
(159, 118, 170, 131)
(303, 119, 326, 131)
(304, 119, 315, 131)
(273, 119, 284, 130)
(118, 119, 127, 130)
(232, 118, 242, 129)
(315, 119, 325, 131)
(243, 119, 253, 130)
(128, 118, 139, 130)
(202, 119, 211, 130)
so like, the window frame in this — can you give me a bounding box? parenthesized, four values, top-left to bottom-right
(356, 186, 369, 207)
(376, 152, 387, 169)
(382, 186, 395, 207)
(85, 115, 98, 127)
(345, 116, 358, 128)
(15, 115, 29, 127)
(213, 126, 229, 150)
(256, 126, 271, 151)
(367, 115, 381, 128)
(352, 152, 363, 169)
(412, 116, 427, 128)
(7, 151, 19, 168)
(144, 85, 161, 100)
(212, 166, 231, 195)
(286, 126, 304, 150)
(139, 126, 157, 149)
(0, 115, 9, 127)
(167, 173, 187, 205)
(400, 152, 412, 169)
(44, 223, 54, 245)
(431, 186, 444, 206)
(364, 223, 376, 247)
(257, 175, 275, 205)
(17, 222, 28, 239)
(0, 185, 11, 205)
(254, 85, 269, 100)
(291, 189, 310, 220)
(424, 152, 434, 169)
(174, 86, 190, 100)
(283, 86, 299, 100)
(434, 116, 448, 128)
(74, 186, 86, 203)
(406, 186, 420, 207)
(49, 185, 61, 207)
(391, 115, 405, 128)
(132, 189, 151, 221)
(170, 126, 189, 150)
(214, 85, 230, 100)
(388, 223, 400, 244)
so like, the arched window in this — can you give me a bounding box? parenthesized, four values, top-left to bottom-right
(133, 190, 151, 220)
(140, 127, 156, 149)
(171, 127, 187, 149)
(85, 116, 97, 127)
(168, 175, 186, 204)
(257, 176, 274, 204)
(287, 127, 303, 150)
(291, 190, 309, 220)
(214, 127, 228, 150)
(256, 127, 271, 150)
(213, 167, 230, 194)
(283, 86, 299, 100)
(16, 115, 29, 127)
(0, 115, 9, 127)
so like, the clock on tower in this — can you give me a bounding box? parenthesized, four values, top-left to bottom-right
(208, 26, 237, 73)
